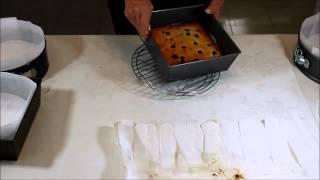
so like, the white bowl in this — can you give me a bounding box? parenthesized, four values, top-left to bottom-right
(0, 72, 37, 140)
(300, 13, 320, 58)
(0, 17, 45, 71)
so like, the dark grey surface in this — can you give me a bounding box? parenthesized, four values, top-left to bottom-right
(221, 0, 317, 34)
(0, 0, 114, 34)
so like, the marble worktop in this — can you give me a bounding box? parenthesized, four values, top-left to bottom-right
(1, 35, 319, 179)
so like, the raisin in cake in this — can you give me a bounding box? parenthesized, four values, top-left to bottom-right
(151, 22, 221, 65)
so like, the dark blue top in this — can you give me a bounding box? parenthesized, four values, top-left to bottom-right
(152, 0, 208, 10)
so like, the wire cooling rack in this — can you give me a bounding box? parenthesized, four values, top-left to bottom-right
(131, 44, 220, 97)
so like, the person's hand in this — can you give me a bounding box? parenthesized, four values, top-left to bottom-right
(124, 0, 153, 38)
(205, 0, 225, 19)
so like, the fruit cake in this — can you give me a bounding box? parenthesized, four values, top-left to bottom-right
(151, 22, 221, 65)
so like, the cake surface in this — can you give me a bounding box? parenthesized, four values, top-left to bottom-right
(151, 22, 221, 65)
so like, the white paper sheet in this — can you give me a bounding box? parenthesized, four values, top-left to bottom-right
(116, 120, 317, 179)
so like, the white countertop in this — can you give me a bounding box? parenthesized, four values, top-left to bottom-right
(1, 35, 319, 179)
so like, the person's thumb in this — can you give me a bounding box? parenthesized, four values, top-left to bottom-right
(138, 11, 152, 39)
(205, 8, 213, 14)
(137, 25, 149, 39)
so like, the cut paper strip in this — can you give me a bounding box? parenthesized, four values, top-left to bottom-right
(201, 120, 222, 158)
(200, 120, 228, 178)
(135, 123, 160, 163)
(116, 121, 137, 180)
(238, 120, 276, 176)
(134, 123, 160, 178)
(280, 120, 319, 178)
(116, 121, 135, 163)
(174, 122, 204, 167)
(220, 121, 246, 170)
(159, 123, 176, 169)
(285, 105, 319, 144)
(263, 119, 303, 175)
